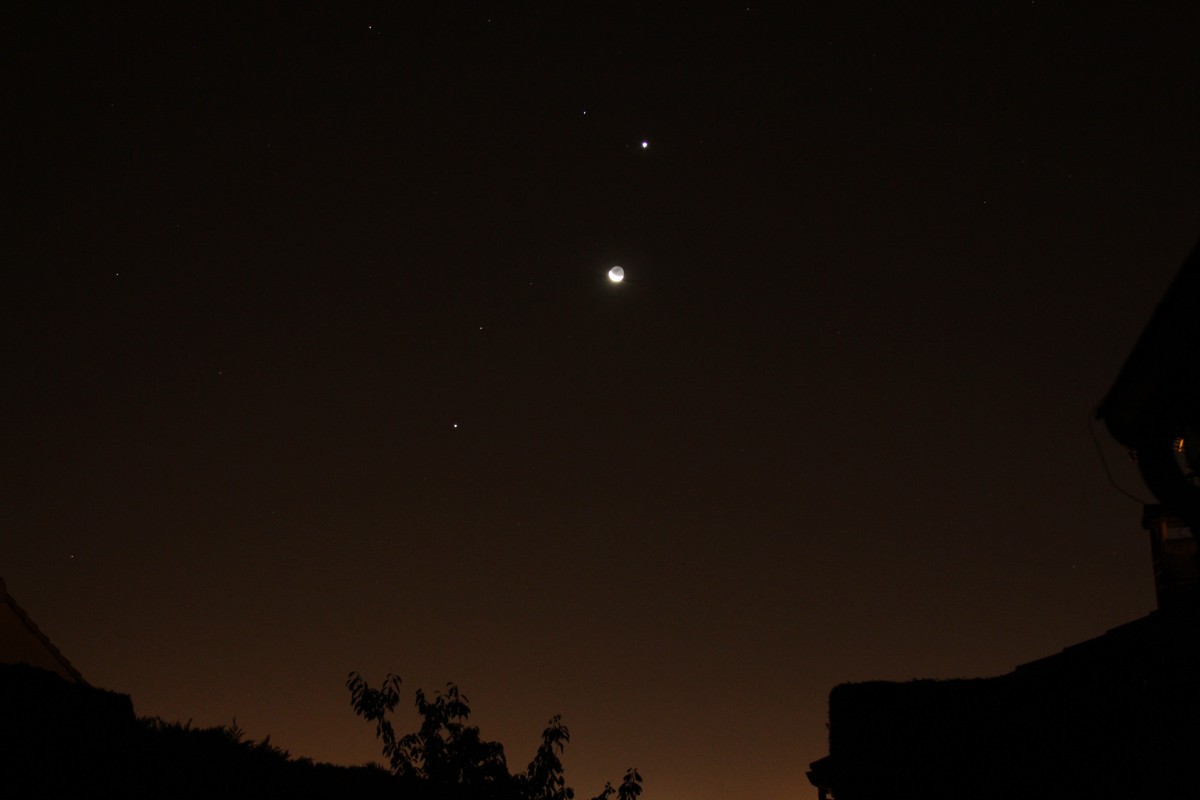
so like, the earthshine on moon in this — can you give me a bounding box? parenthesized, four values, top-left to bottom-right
(608, 266, 625, 283)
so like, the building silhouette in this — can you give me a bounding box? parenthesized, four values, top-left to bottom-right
(808, 237, 1200, 799)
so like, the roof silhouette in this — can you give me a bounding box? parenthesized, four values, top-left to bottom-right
(0, 576, 87, 684)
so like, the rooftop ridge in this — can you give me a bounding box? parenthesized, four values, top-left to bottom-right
(1, 576, 88, 685)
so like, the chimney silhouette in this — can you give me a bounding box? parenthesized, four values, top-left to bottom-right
(1142, 504, 1200, 610)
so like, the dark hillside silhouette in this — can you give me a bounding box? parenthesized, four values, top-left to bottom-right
(0, 663, 646, 800)
(1, 663, 399, 798)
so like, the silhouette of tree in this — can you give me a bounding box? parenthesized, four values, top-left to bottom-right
(347, 673, 405, 771)
(589, 767, 642, 800)
(617, 769, 643, 800)
(520, 715, 573, 800)
(347, 672, 641, 800)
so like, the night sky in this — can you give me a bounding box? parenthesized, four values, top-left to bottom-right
(6, 4, 1200, 799)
